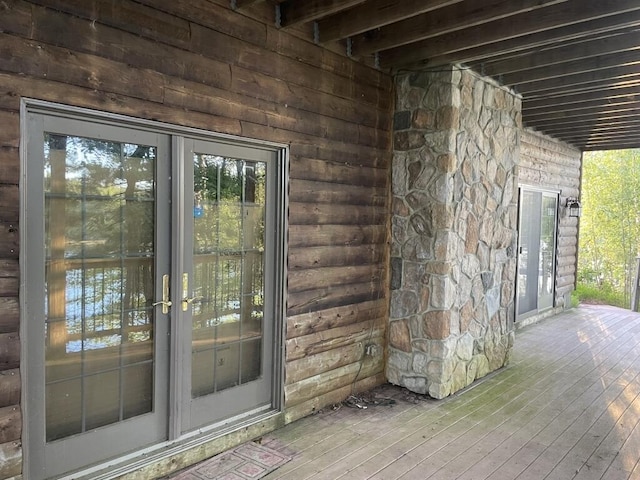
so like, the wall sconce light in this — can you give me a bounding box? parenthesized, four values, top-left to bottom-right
(567, 197, 582, 218)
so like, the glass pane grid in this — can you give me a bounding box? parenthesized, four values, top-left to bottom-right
(191, 155, 265, 398)
(44, 134, 156, 442)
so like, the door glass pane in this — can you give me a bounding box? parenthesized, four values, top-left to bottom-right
(517, 191, 541, 316)
(539, 195, 557, 309)
(191, 154, 266, 397)
(44, 134, 156, 442)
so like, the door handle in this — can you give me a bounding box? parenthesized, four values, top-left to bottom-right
(152, 274, 172, 314)
(181, 273, 202, 311)
(182, 295, 203, 310)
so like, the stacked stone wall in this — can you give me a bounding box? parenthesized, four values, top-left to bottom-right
(389, 67, 519, 399)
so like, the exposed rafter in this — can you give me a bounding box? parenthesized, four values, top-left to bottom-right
(379, 0, 640, 68)
(427, 11, 640, 68)
(519, 67, 640, 96)
(239, 0, 640, 150)
(481, 29, 640, 77)
(523, 84, 640, 110)
(351, 0, 567, 56)
(316, 0, 463, 43)
(279, 0, 366, 28)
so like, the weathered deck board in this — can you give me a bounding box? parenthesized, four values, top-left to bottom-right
(255, 305, 640, 480)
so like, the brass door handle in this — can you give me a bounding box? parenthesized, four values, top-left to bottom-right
(153, 274, 172, 314)
(182, 295, 203, 311)
(152, 299, 173, 309)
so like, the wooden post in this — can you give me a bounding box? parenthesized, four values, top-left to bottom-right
(631, 257, 640, 312)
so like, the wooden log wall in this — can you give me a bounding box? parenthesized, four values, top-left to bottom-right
(520, 128, 582, 311)
(0, 1, 393, 477)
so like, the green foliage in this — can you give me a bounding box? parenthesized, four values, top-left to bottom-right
(578, 149, 640, 307)
(570, 289, 580, 308)
(573, 283, 627, 308)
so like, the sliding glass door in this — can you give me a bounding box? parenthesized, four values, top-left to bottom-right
(517, 188, 558, 319)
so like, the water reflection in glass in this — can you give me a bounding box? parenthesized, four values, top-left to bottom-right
(44, 134, 155, 441)
(191, 154, 265, 398)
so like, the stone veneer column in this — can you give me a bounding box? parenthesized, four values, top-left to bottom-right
(388, 67, 520, 399)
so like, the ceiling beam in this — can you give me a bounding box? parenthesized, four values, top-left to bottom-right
(519, 66, 640, 96)
(582, 142, 640, 151)
(544, 120, 640, 136)
(233, 0, 266, 8)
(561, 138, 640, 151)
(379, 0, 640, 67)
(316, 0, 463, 43)
(525, 111, 640, 129)
(524, 101, 640, 122)
(481, 29, 640, 76)
(279, 0, 366, 28)
(502, 50, 640, 86)
(523, 84, 640, 110)
(560, 129, 640, 140)
(421, 11, 640, 68)
(352, 0, 566, 56)
(579, 136, 640, 146)
(526, 78, 640, 101)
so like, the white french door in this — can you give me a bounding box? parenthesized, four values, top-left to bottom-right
(23, 104, 285, 479)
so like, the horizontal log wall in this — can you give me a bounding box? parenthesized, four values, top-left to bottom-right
(520, 128, 582, 315)
(0, 1, 393, 478)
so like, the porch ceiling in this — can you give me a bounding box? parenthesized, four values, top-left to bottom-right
(239, 0, 640, 152)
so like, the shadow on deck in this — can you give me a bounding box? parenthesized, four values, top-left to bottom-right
(260, 305, 640, 480)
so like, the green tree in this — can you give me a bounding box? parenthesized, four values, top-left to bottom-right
(579, 149, 640, 306)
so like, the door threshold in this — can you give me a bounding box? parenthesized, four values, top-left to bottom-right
(59, 407, 284, 480)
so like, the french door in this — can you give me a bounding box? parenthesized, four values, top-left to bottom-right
(179, 139, 277, 432)
(516, 188, 558, 319)
(23, 104, 284, 479)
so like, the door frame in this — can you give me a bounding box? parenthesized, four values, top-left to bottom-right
(515, 185, 560, 321)
(20, 99, 288, 479)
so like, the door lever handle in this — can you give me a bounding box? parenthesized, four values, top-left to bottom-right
(182, 295, 203, 311)
(153, 274, 172, 314)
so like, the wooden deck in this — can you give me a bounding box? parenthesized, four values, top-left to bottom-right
(259, 305, 640, 480)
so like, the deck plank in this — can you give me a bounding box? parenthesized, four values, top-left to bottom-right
(255, 305, 640, 480)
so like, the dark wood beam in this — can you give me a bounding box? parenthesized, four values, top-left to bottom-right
(525, 105, 640, 127)
(520, 66, 640, 96)
(482, 29, 639, 76)
(422, 11, 640, 68)
(574, 136, 640, 150)
(579, 136, 640, 147)
(582, 142, 640, 151)
(379, 0, 640, 68)
(560, 129, 640, 141)
(551, 133, 640, 147)
(280, 0, 366, 28)
(526, 111, 640, 129)
(526, 78, 640, 102)
(352, 0, 566, 56)
(234, 0, 267, 8)
(524, 101, 640, 121)
(544, 120, 640, 136)
(523, 84, 640, 110)
(317, 0, 463, 43)
(502, 50, 640, 86)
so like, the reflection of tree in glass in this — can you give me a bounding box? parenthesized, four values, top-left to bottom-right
(192, 155, 266, 333)
(45, 134, 156, 352)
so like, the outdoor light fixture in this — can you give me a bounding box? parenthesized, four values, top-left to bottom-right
(566, 197, 582, 218)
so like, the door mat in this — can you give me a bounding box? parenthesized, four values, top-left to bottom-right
(170, 442, 292, 480)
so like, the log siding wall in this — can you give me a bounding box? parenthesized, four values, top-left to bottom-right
(0, 1, 392, 477)
(519, 128, 582, 324)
